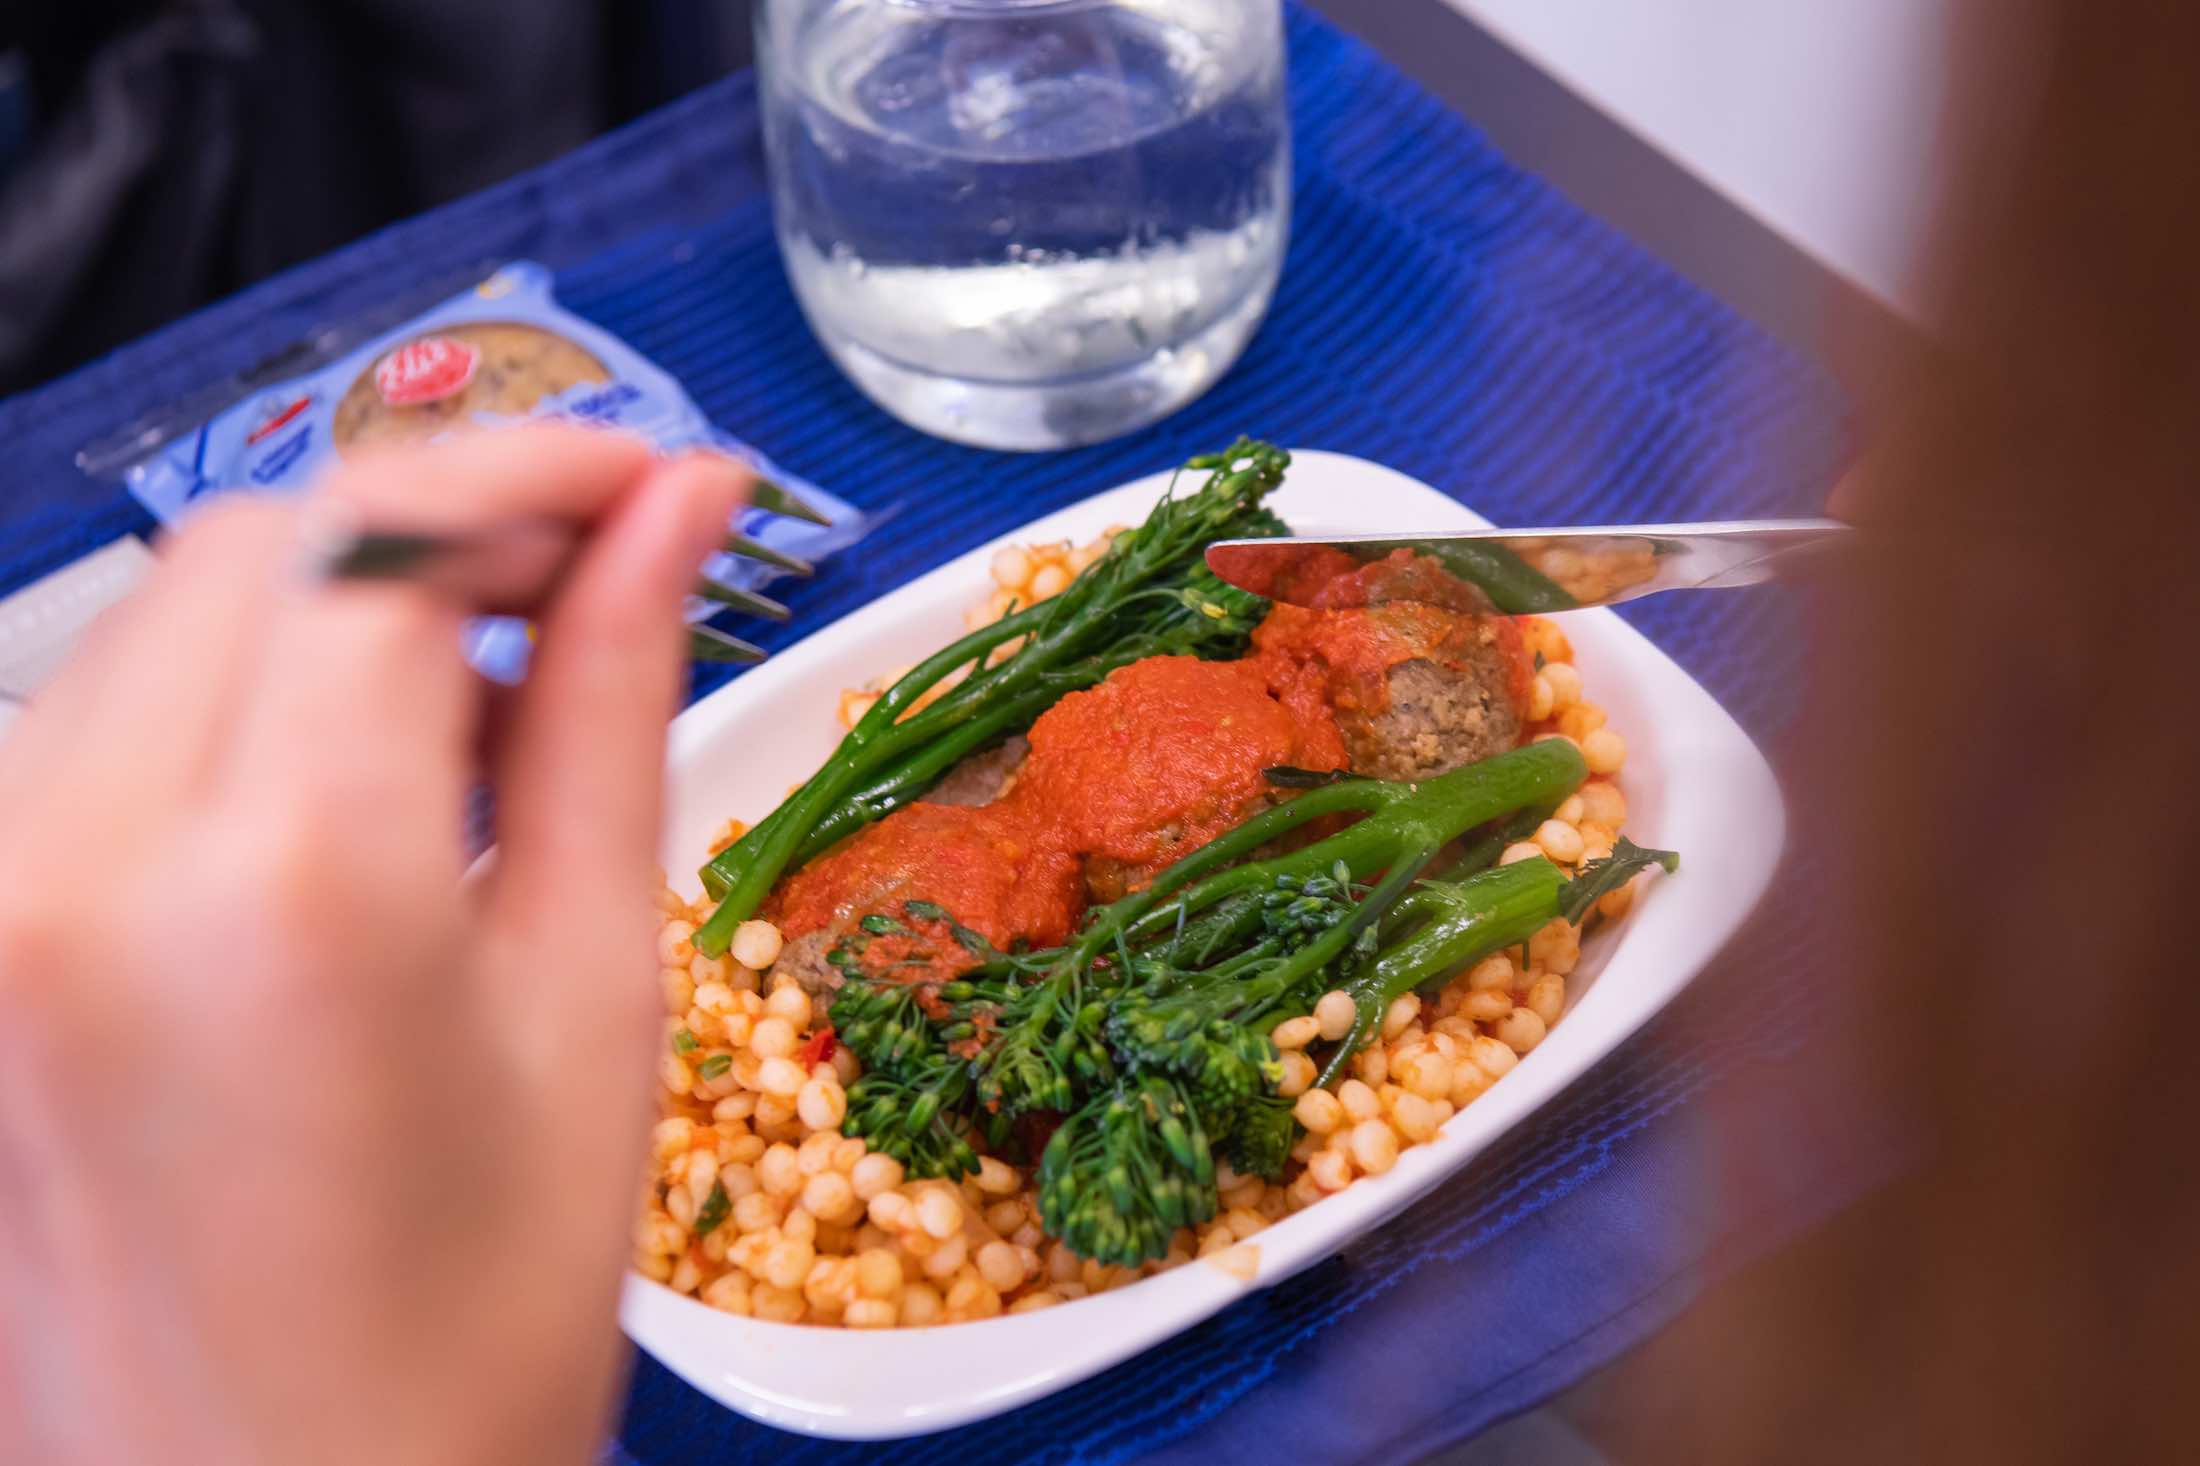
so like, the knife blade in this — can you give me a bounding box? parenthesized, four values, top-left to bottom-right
(1204, 519, 1850, 613)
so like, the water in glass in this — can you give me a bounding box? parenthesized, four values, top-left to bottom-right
(759, 0, 1290, 450)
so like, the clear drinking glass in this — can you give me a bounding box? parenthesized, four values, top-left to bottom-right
(756, 0, 1290, 451)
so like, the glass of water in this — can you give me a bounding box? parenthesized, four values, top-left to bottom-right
(756, 0, 1290, 451)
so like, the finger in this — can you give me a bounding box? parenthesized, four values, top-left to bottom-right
(220, 588, 476, 876)
(326, 424, 656, 529)
(220, 429, 662, 850)
(0, 501, 297, 822)
(485, 454, 747, 967)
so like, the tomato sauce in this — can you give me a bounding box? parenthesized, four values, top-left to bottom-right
(1017, 655, 1346, 893)
(1215, 545, 1499, 618)
(1304, 548, 1500, 617)
(1252, 599, 1530, 725)
(1216, 547, 1534, 735)
(1493, 617, 1535, 710)
(764, 802, 1085, 980)
(1208, 542, 1363, 604)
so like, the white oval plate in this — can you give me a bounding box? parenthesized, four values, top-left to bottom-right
(625, 450, 1784, 1440)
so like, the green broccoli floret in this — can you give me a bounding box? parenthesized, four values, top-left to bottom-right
(1222, 1093, 1299, 1182)
(1039, 1076, 1218, 1266)
(842, 1058, 980, 1180)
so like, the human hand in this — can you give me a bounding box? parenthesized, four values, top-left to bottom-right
(0, 427, 746, 1465)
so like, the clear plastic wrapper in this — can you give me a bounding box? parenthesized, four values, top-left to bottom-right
(91, 262, 867, 680)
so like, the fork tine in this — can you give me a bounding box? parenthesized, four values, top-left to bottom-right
(315, 528, 447, 579)
(695, 577, 793, 621)
(751, 478, 833, 527)
(720, 533, 815, 577)
(688, 626, 769, 664)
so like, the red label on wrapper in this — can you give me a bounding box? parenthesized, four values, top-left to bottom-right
(374, 336, 480, 406)
(246, 395, 313, 446)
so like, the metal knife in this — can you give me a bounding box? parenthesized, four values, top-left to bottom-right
(1205, 519, 1851, 613)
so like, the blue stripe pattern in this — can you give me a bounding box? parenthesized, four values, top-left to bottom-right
(0, 8, 1855, 1462)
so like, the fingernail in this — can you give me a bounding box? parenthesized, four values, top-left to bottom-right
(662, 458, 750, 560)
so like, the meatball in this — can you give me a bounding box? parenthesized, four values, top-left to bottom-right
(1084, 820, 1206, 905)
(763, 801, 1085, 988)
(1253, 601, 1533, 783)
(1015, 655, 1343, 904)
(766, 738, 1037, 1006)
(1347, 651, 1527, 781)
(767, 929, 843, 1004)
(924, 736, 1029, 807)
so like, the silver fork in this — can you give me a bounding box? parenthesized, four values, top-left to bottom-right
(306, 478, 835, 665)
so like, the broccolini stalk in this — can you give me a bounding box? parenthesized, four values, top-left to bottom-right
(1319, 837, 1684, 1084)
(1106, 858, 1428, 1111)
(693, 439, 1294, 954)
(1131, 738, 1589, 936)
(1415, 539, 1579, 614)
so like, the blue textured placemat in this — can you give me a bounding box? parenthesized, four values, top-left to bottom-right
(0, 8, 1861, 1462)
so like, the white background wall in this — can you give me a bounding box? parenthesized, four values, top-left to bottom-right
(1437, 0, 1958, 320)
